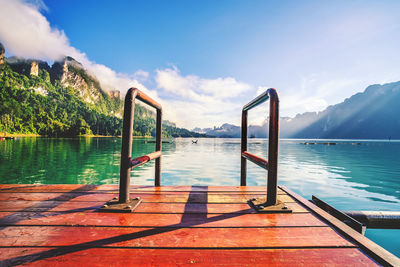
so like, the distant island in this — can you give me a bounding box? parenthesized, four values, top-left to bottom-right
(0, 43, 206, 138)
(193, 81, 400, 139)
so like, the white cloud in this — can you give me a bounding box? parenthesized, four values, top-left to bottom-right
(255, 86, 278, 97)
(155, 66, 254, 128)
(0, 0, 154, 99)
(156, 66, 251, 100)
(133, 70, 150, 82)
(0, 0, 77, 61)
(277, 73, 363, 117)
(26, 0, 48, 11)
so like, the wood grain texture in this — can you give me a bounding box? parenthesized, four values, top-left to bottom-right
(0, 226, 354, 248)
(281, 186, 399, 266)
(0, 212, 325, 227)
(0, 184, 381, 266)
(0, 248, 378, 267)
(0, 185, 278, 193)
(0, 201, 307, 213)
(0, 192, 296, 203)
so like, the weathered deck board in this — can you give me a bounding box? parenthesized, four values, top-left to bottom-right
(0, 212, 325, 227)
(0, 248, 378, 267)
(0, 226, 354, 247)
(0, 192, 296, 203)
(0, 185, 278, 193)
(0, 201, 308, 213)
(0, 184, 395, 266)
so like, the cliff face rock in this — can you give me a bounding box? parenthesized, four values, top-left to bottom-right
(0, 43, 4, 65)
(50, 56, 81, 81)
(30, 61, 38, 76)
(2, 46, 121, 104)
(3, 51, 123, 116)
(6, 57, 50, 76)
(50, 57, 104, 104)
(107, 90, 120, 98)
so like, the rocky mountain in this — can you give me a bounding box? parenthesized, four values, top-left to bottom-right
(0, 43, 206, 137)
(5, 55, 121, 116)
(194, 123, 241, 138)
(5, 57, 50, 76)
(195, 81, 400, 139)
(50, 57, 113, 105)
(0, 43, 5, 65)
(293, 81, 400, 139)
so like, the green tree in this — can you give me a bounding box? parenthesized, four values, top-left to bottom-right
(0, 114, 10, 137)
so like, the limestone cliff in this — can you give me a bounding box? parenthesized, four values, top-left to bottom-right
(108, 90, 120, 98)
(0, 43, 4, 65)
(6, 56, 50, 76)
(2, 44, 122, 117)
(50, 57, 105, 104)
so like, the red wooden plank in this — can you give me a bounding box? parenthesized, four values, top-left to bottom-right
(134, 201, 304, 213)
(281, 186, 400, 266)
(0, 248, 378, 266)
(0, 226, 355, 248)
(0, 212, 325, 227)
(0, 185, 384, 266)
(0, 192, 295, 203)
(0, 190, 283, 196)
(0, 200, 307, 213)
(0, 184, 100, 192)
(0, 185, 273, 192)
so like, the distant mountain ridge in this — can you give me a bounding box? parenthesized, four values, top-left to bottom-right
(293, 81, 400, 139)
(194, 81, 400, 139)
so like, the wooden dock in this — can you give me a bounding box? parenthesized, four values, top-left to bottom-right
(0, 184, 398, 266)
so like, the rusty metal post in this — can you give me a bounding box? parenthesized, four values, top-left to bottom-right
(241, 88, 290, 213)
(119, 88, 137, 203)
(266, 89, 279, 206)
(99, 88, 162, 213)
(155, 109, 162, 186)
(240, 110, 248, 186)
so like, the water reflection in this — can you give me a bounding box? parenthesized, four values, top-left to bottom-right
(1, 137, 399, 212)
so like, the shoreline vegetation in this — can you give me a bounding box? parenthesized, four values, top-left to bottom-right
(0, 132, 168, 138)
(2, 132, 40, 137)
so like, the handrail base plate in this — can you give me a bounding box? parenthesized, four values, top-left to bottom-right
(248, 197, 292, 213)
(98, 197, 142, 213)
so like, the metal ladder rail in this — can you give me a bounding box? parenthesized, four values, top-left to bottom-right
(100, 87, 162, 212)
(241, 88, 290, 212)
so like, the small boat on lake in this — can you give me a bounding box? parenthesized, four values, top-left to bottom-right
(0, 136, 14, 141)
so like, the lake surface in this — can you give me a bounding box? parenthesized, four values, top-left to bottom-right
(0, 137, 399, 256)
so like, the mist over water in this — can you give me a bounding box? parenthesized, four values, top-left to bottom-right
(0, 137, 399, 256)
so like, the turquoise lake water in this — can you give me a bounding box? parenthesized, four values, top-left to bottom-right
(0, 137, 399, 256)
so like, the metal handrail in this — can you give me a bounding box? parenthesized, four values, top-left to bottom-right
(241, 88, 279, 206)
(119, 87, 162, 203)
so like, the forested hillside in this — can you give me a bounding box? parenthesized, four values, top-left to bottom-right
(0, 50, 206, 138)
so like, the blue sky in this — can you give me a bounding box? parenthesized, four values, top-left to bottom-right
(1, 0, 400, 128)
